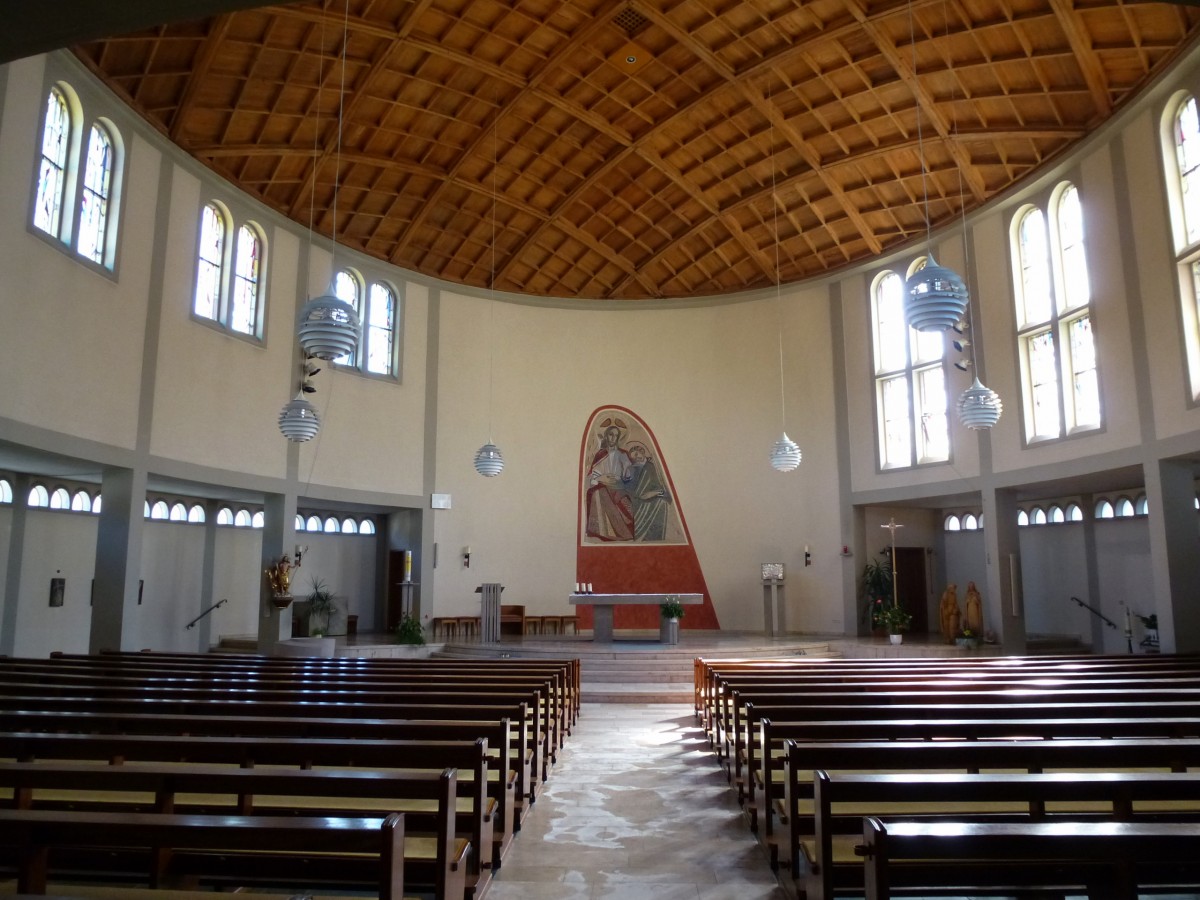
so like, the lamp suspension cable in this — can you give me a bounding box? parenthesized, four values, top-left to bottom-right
(474, 106, 504, 476)
(767, 79, 801, 473)
(295, 0, 361, 365)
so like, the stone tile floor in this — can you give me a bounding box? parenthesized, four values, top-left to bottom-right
(486, 703, 786, 900)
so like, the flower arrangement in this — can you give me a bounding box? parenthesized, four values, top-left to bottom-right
(878, 603, 911, 634)
(660, 596, 685, 620)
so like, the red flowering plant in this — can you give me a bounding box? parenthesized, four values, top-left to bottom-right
(860, 550, 894, 631)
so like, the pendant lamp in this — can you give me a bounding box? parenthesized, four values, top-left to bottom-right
(475, 110, 504, 476)
(957, 377, 1003, 429)
(278, 394, 321, 442)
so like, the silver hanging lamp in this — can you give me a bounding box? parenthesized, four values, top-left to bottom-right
(765, 81, 800, 473)
(957, 377, 1003, 429)
(903, 2, 968, 334)
(475, 109, 504, 476)
(278, 394, 320, 442)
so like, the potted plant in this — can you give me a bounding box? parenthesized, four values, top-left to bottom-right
(956, 626, 980, 649)
(879, 603, 911, 643)
(304, 577, 339, 637)
(395, 612, 426, 645)
(660, 596, 685, 622)
(860, 551, 894, 633)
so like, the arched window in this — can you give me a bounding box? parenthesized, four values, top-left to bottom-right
(1174, 95, 1200, 244)
(295, 514, 305, 531)
(0, 480, 12, 504)
(169, 502, 187, 522)
(333, 269, 363, 367)
(341, 517, 358, 534)
(188, 504, 205, 523)
(1049, 505, 1065, 524)
(33, 87, 72, 239)
(944, 515, 961, 532)
(306, 515, 322, 532)
(962, 514, 979, 530)
(1116, 497, 1135, 517)
(77, 122, 114, 265)
(150, 500, 169, 520)
(871, 267, 948, 468)
(1066, 503, 1083, 521)
(28, 485, 50, 508)
(70, 490, 91, 512)
(49, 487, 70, 510)
(1031, 507, 1047, 525)
(144, 501, 151, 518)
(1135, 494, 1149, 516)
(1095, 499, 1114, 519)
(1011, 185, 1099, 442)
(359, 519, 376, 535)
(366, 282, 397, 375)
(230, 223, 263, 335)
(323, 516, 340, 533)
(234, 509, 252, 527)
(216, 507, 234, 525)
(251, 510, 264, 529)
(194, 202, 227, 322)
(92, 494, 102, 514)
(1017, 509, 1030, 526)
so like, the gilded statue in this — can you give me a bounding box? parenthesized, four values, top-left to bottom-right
(964, 581, 983, 633)
(265, 554, 295, 596)
(939, 583, 960, 643)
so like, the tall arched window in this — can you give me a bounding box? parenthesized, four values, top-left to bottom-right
(367, 282, 397, 375)
(1011, 183, 1099, 442)
(195, 203, 227, 322)
(872, 266, 949, 468)
(1166, 94, 1200, 398)
(33, 87, 72, 239)
(77, 122, 114, 265)
(230, 223, 263, 335)
(333, 269, 363, 367)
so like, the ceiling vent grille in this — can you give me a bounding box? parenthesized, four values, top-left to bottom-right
(613, 8, 649, 38)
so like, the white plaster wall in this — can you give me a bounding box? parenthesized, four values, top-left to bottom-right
(1016, 523, 1090, 639)
(0, 56, 152, 450)
(430, 284, 844, 632)
(149, 168, 295, 479)
(289, 533, 379, 634)
(1095, 518, 1153, 653)
(135, 521, 206, 651)
(209, 527, 264, 641)
(17, 511, 97, 658)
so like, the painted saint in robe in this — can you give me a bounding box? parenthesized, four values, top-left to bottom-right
(628, 441, 671, 541)
(585, 420, 635, 541)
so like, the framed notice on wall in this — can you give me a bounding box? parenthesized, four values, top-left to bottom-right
(761, 563, 784, 582)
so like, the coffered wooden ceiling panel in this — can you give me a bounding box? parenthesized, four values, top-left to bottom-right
(73, 0, 1200, 300)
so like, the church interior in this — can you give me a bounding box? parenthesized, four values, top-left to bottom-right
(2, 3, 1200, 894)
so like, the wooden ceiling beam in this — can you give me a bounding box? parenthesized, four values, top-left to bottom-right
(169, 15, 233, 142)
(1046, 0, 1112, 116)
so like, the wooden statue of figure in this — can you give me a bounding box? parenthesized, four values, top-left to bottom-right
(266, 554, 294, 596)
(939, 583, 960, 643)
(965, 581, 983, 633)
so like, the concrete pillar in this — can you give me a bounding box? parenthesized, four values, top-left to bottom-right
(256, 491, 297, 654)
(0, 474, 31, 656)
(91, 466, 147, 653)
(981, 486, 1026, 653)
(1143, 458, 1200, 653)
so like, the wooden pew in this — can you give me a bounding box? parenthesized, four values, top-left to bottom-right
(0, 731, 488, 896)
(780, 737, 1200, 887)
(0, 689, 539, 811)
(0, 708, 516, 868)
(0, 763, 462, 898)
(0, 808, 405, 898)
(746, 707, 1200, 828)
(860, 816, 1200, 900)
(805, 770, 1200, 898)
(0, 671, 560, 776)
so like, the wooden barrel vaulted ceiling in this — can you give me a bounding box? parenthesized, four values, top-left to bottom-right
(71, 0, 1200, 301)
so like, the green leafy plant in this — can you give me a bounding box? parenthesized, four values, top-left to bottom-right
(395, 612, 426, 645)
(879, 603, 912, 635)
(860, 551, 894, 630)
(305, 577, 339, 636)
(660, 596, 685, 620)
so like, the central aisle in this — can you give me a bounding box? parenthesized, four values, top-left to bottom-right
(485, 702, 786, 900)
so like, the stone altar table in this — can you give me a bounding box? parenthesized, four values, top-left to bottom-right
(569, 593, 703, 643)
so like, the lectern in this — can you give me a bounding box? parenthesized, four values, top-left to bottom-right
(761, 564, 786, 636)
(477, 583, 504, 642)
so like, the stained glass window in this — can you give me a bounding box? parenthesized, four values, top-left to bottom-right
(77, 123, 113, 265)
(230, 224, 261, 335)
(367, 282, 396, 375)
(1176, 96, 1200, 246)
(34, 88, 70, 238)
(333, 269, 362, 367)
(195, 204, 226, 321)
